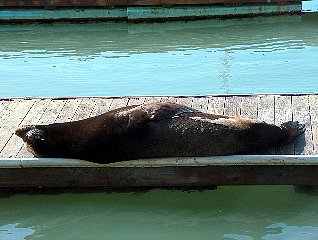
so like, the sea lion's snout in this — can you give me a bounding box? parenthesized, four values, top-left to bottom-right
(15, 125, 45, 143)
(15, 125, 47, 157)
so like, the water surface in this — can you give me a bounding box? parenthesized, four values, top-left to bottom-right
(1, 14, 318, 97)
(1, 186, 318, 240)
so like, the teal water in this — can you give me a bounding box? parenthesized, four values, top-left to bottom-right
(1, 186, 318, 240)
(0, 14, 318, 97)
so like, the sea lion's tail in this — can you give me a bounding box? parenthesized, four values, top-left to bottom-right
(280, 121, 305, 142)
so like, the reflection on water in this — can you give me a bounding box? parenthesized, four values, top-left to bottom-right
(0, 223, 34, 240)
(263, 223, 318, 240)
(0, 14, 318, 97)
(218, 51, 233, 93)
(1, 186, 318, 240)
(224, 222, 318, 240)
(224, 233, 253, 240)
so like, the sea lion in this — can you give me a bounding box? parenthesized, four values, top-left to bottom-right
(15, 102, 305, 164)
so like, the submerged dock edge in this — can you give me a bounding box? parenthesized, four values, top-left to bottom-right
(0, 3, 301, 22)
(1, 155, 318, 188)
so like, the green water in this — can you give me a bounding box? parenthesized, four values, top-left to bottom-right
(1, 186, 318, 240)
(0, 14, 318, 97)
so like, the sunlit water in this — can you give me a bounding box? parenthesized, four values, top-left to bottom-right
(0, 13, 318, 97)
(1, 186, 318, 240)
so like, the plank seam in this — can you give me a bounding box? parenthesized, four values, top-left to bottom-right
(222, 96, 225, 115)
(87, 98, 99, 118)
(70, 99, 84, 121)
(54, 100, 70, 123)
(126, 97, 132, 106)
(309, 100, 315, 153)
(309, 96, 316, 153)
(239, 97, 242, 117)
(107, 98, 115, 110)
(256, 96, 259, 120)
(0, 101, 10, 115)
(291, 96, 295, 154)
(206, 97, 211, 113)
(0, 100, 37, 155)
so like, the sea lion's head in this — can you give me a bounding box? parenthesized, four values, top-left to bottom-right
(15, 125, 48, 157)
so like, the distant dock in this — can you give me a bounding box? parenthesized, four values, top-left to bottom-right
(0, 0, 301, 22)
(1, 94, 318, 189)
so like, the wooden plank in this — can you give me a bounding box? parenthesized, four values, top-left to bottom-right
(206, 96, 225, 115)
(1, 161, 318, 188)
(274, 95, 292, 125)
(107, 165, 318, 187)
(0, 164, 315, 188)
(192, 97, 209, 112)
(0, 100, 24, 157)
(90, 98, 113, 117)
(107, 155, 318, 167)
(274, 95, 294, 154)
(0, 167, 108, 188)
(240, 96, 258, 119)
(3, 155, 318, 186)
(3, 155, 318, 167)
(55, 99, 81, 123)
(224, 96, 241, 117)
(0, 101, 11, 114)
(144, 96, 161, 103)
(0, 100, 35, 156)
(0, 0, 300, 8)
(72, 98, 96, 121)
(0, 100, 21, 127)
(127, 97, 146, 106)
(108, 98, 129, 111)
(257, 95, 275, 124)
(19, 99, 52, 125)
(160, 96, 178, 103)
(37, 99, 66, 125)
(1, 99, 46, 158)
(175, 97, 193, 108)
(309, 95, 318, 154)
(292, 95, 313, 155)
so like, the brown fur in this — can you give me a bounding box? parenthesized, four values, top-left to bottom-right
(15, 102, 305, 163)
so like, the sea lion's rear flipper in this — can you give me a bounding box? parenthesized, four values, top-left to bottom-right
(280, 121, 306, 142)
(141, 102, 199, 121)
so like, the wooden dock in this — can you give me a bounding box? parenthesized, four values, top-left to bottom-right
(1, 94, 318, 188)
(0, 0, 300, 8)
(0, 0, 301, 22)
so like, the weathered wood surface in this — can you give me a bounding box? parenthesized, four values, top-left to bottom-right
(0, 95, 317, 158)
(0, 94, 318, 188)
(0, 0, 300, 8)
(2, 155, 318, 187)
(1, 165, 318, 188)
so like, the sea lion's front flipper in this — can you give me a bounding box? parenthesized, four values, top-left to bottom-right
(141, 102, 199, 121)
(280, 121, 306, 142)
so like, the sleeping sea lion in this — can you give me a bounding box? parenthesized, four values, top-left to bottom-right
(15, 102, 305, 163)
